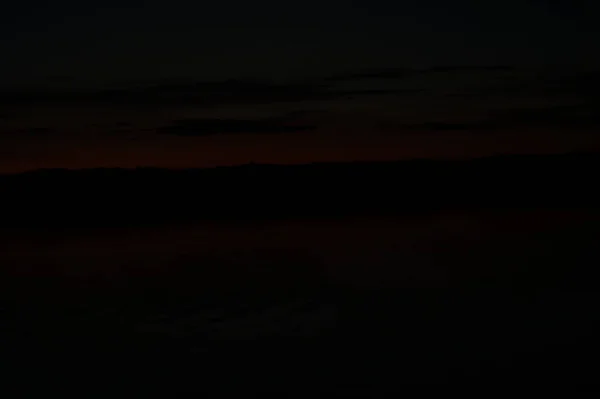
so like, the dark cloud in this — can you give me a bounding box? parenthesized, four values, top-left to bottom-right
(424, 65, 514, 73)
(335, 89, 424, 97)
(0, 90, 83, 106)
(538, 72, 600, 99)
(383, 103, 600, 133)
(322, 68, 416, 82)
(0, 77, 424, 108)
(380, 121, 493, 132)
(490, 104, 600, 128)
(451, 70, 600, 99)
(321, 65, 514, 82)
(114, 79, 330, 105)
(9, 127, 57, 136)
(157, 116, 317, 137)
(0, 65, 519, 109)
(0, 79, 320, 107)
(408, 122, 490, 131)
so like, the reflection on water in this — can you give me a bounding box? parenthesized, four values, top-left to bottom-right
(2, 208, 600, 389)
(1, 209, 596, 288)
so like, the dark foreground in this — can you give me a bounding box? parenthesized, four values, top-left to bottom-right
(2, 211, 600, 393)
(2, 153, 600, 393)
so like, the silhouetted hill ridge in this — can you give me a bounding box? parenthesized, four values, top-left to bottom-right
(1, 152, 598, 227)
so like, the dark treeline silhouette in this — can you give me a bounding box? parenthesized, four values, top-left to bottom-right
(1, 151, 599, 228)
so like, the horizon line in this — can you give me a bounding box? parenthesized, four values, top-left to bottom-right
(1, 150, 598, 177)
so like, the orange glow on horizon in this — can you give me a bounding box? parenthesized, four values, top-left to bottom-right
(1, 128, 599, 174)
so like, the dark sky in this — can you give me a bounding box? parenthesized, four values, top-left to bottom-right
(1, 0, 599, 172)
(1, 0, 598, 87)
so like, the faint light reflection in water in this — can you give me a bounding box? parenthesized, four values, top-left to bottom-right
(0, 210, 593, 288)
